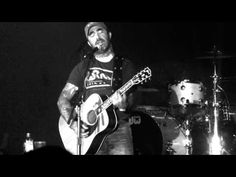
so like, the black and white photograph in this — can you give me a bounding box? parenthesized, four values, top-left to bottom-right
(0, 21, 236, 156)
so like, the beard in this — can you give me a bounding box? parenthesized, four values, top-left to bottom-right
(95, 41, 111, 54)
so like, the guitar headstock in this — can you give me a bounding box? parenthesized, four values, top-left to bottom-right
(132, 67, 152, 85)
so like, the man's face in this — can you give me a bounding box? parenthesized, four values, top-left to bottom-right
(87, 25, 111, 53)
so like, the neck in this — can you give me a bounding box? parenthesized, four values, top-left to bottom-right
(94, 47, 114, 63)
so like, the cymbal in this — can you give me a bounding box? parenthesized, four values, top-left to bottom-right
(206, 50, 223, 55)
(195, 55, 234, 60)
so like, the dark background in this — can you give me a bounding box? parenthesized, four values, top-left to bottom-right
(0, 22, 236, 154)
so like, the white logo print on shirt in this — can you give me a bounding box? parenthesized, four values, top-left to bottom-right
(84, 67, 113, 89)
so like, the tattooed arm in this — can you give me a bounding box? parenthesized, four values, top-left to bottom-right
(57, 83, 79, 125)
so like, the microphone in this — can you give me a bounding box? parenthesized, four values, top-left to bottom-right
(80, 46, 98, 61)
(84, 47, 98, 58)
(92, 47, 98, 53)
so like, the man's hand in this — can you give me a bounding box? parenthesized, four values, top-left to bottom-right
(112, 91, 127, 111)
(69, 106, 90, 137)
(69, 120, 90, 138)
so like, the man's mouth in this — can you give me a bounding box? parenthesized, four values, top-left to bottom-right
(96, 42, 104, 50)
(96, 39, 104, 45)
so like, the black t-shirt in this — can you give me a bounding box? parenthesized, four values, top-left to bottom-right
(67, 55, 136, 101)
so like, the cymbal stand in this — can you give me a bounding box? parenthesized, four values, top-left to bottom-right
(184, 119, 192, 155)
(208, 47, 223, 155)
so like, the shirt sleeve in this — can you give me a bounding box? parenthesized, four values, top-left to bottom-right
(67, 61, 85, 90)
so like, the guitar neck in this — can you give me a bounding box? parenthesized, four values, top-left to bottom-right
(96, 79, 134, 115)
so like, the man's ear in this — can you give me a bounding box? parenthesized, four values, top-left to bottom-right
(87, 41, 92, 47)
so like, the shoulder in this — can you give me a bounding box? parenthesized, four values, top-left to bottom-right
(72, 60, 88, 70)
(115, 55, 134, 66)
(122, 58, 136, 70)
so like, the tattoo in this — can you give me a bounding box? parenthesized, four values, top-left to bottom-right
(62, 83, 79, 99)
(57, 83, 79, 123)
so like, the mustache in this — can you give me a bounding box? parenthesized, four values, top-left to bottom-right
(95, 38, 105, 45)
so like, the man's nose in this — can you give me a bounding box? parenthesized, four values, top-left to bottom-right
(94, 32, 101, 39)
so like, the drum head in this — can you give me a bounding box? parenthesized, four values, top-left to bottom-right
(129, 111, 163, 155)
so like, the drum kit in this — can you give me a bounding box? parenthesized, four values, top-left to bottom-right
(131, 46, 236, 155)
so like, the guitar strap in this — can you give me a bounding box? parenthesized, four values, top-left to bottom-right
(112, 55, 124, 92)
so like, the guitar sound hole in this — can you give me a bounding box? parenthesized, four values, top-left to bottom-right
(87, 110, 97, 125)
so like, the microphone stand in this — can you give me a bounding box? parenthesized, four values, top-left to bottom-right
(74, 46, 98, 155)
(75, 95, 84, 155)
(75, 105, 82, 155)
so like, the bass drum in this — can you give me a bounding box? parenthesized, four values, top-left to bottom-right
(129, 111, 163, 155)
(155, 115, 209, 155)
(155, 115, 188, 155)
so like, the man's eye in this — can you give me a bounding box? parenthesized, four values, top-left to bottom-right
(98, 29, 103, 33)
(89, 31, 95, 37)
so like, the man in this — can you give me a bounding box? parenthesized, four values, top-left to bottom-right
(57, 22, 137, 155)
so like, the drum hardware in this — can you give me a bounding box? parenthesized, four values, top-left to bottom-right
(160, 116, 196, 155)
(164, 119, 182, 155)
(204, 114, 212, 134)
(192, 45, 235, 155)
(217, 85, 231, 121)
(174, 119, 193, 155)
(195, 55, 233, 60)
(195, 47, 234, 60)
(165, 141, 176, 155)
(208, 46, 226, 155)
(222, 105, 230, 121)
(183, 120, 192, 155)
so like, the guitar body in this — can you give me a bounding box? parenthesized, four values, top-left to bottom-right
(58, 93, 118, 155)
